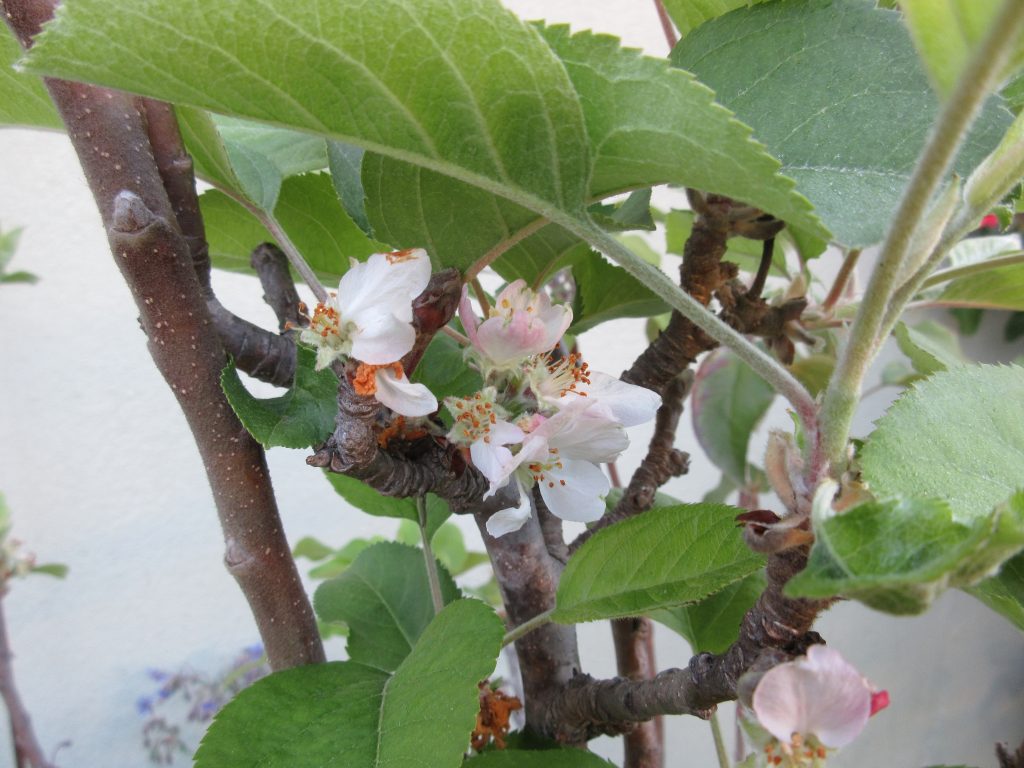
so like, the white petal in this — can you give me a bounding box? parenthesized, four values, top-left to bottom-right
(546, 410, 628, 464)
(752, 645, 872, 748)
(373, 367, 437, 417)
(350, 310, 416, 364)
(337, 249, 431, 322)
(485, 480, 533, 537)
(471, 440, 515, 485)
(568, 372, 661, 427)
(538, 459, 609, 523)
(476, 312, 548, 366)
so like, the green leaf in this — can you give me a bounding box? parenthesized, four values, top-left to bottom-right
(660, 0, 772, 39)
(308, 538, 385, 580)
(220, 346, 338, 450)
(410, 334, 483, 405)
(30, 563, 69, 579)
(672, 0, 1012, 247)
(0, 226, 23, 274)
(893, 320, 965, 376)
(950, 307, 984, 335)
(860, 364, 1024, 523)
(327, 141, 371, 235)
(215, 115, 328, 178)
(195, 599, 503, 768)
(570, 253, 668, 334)
(787, 493, 1024, 614)
(0, 25, 61, 130)
(314, 542, 461, 672)
(789, 354, 835, 397)
(589, 189, 656, 232)
(0, 271, 38, 285)
(397, 520, 477, 576)
(650, 569, 765, 654)
(324, 473, 451, 539)
(292, 536, 334, 562)
(200, 173, 388, 283)
(965, 551, 1024, 631)
(902, 0, 1024, 98)
(465, 750, 616, 767)
(554, 502, 765, 623)
(938, 262, 1024, 311)
(691, 349, 775, 485)
(1006, 311, 1024, 341)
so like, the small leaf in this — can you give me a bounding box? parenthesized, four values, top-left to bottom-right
(965, 551, 1024, 631)
(554, 502, 765, 624)
(308, 538, 384, 580)
(691, 349, 775, 485)
(860, 364, 1024, 523)
(465, 750, 616, 767)
(893, 320, 965, 376)
(30, 563, 69, 579)
(672, 0, 1012, 247)
(0, 25, 61, 129)
(1006, 311, 1024, 342)
(950, 307, 984, 335)
(570, 254, 668, 334)
(650, 569, 765, 654)
(292, 536, 334, 562)
(314, 541, 460, 672)
(0, 271, 39, 285)
(946, 234, 1021, 267)
(788, 354, 835, 397)
(195, 599, 503, 768)
(221, 346, 338, 450)
(324, 473, 451, 539)
(589, 189, 656, 232)
(326, 140, 371, 234)
(787, 494, 1024, 614)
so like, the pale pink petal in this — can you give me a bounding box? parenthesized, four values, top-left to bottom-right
(561, 372, 661, 427)
(535, 304, 572, 349)
(459, 285, 481, 347)
(538, 459, 609, 523)
(350, 310, 416, 364)
(373, 367, 437, 417)
(337, 249, 431, 322)
(485, 479, 533, 537)
(543, 407, 628, 463)
(752, 645, 872, 748)
(476, 312, 548, 366)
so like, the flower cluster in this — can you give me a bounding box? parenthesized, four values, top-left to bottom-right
(449, 280, 660, 537)
(299, 249, 437, 417)
(748, 645, 888, 767)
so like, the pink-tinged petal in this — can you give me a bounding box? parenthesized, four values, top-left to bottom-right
(752, 645, 873, 748)
(350, 310, 416, 364)
(563, 372, 661, 427)
(373, 367, 437, 417)
(459, 285, 481, 347)
(539, 404, 628, 463)
(338, 249, 431, 322)
(869, 690, 890, 716)
(476, 312, 548, 366)
(485, 479, 533, 537)
(536, 304, 572, 349)
(538, 459, 609, 523)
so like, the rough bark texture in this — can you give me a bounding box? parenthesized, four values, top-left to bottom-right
(3, 0, 324, 670)
(612, 617, 664, 768)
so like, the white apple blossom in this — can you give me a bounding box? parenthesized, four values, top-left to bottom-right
(299, 249, 438, 417)
(529, 356, 661, 426)
(460, 281, 572, 372)
(751, 645, 888, 766)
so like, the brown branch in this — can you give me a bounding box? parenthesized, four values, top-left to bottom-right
(998, 741, 1024, 768)
(0, 593, 55, 768)
(251, 243, 307, 332)
(1, 2, 326, 669)
(612, 617, 664, 768)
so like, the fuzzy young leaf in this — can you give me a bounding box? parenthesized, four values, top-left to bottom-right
(0, 25, 61, 130)
(195, 599, 504, 768)
(860, 364, 1024, 523)
(893, 320, 966, 376)
(691, 349, 775, 485)
(323, 473, 451, 539)
(314, 542, 460, 672)
(650, 569, 765, 654)
(786, 494, 1024, 614)
(672, 0, 1012, 247)
(220, 346, 338, 450)
(554, 503, 765, 624)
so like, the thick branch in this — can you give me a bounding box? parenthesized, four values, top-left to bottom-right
(0, 6, 326, 668)
(251, 243, 307, 332)
(0, 594, 54, 768)
(612, 617, 664, 768)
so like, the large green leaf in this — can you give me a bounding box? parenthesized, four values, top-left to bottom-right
(672, 0, 1012, 247)
(220, 346, 338, 450)
(324, 473, 451, 539)
(0, 24, 60, 130)
(660, 0, 773, 39)
(965, 551, 1024, 631)
(691, 349, 776, 485)
(650, 569, 765, 654)
(194, 599, 504, 768)
(937, 263, 1024, 311)
(200, 174, 388, 283)
(902, 0, 1024, 98)
(860, 365, 1024, 523)
(787, 493, 1024, 614)
(554, 503, 765, 623)
(570, 254, 668, 334)
(314, 542, 461, 672)
(465, 751, 616, 767)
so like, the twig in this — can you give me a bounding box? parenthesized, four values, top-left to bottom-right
(652, 0, 679, 50)
(821, 248, 860, 313)
(255, 210, 330, 304)
(251, 242, 308, 331)
(502, 609, 555, 647)
(471, 276, 491, 317)
(710, 712, 730, 768)
(746, 237, 774, 300)
(0, 593, 55, 768)
(819, 0, 1024, 470)
(417, 496, 444, 615)
(612, 617, 665, 768)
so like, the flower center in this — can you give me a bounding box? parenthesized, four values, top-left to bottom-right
(353, 362, 403, 396)
(545, 353, 591, 397)
(447, 390, 501, 444)
(763, 733, 828, 767)
(525, 448, 567, 489)
(386, 248, 419, 264)
(310, 302, 341, 340)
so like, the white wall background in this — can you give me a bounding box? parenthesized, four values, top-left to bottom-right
(0, 2, 1021, 766)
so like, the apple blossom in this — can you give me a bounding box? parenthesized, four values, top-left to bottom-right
(460, 281, 572, 372)
(751, 645, 888, 766)
(529, 356, 661, 426)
